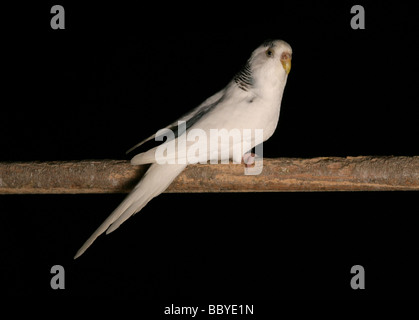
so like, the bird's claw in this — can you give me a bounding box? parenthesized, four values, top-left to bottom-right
(243, 153, 257, 168)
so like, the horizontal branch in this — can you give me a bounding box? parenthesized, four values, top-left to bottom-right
(0, 156, 418, 194)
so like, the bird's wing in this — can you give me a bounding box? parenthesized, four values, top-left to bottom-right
(126, 89, 225, 154)
(129, 89, 225, 165)
(131, 87, 257, 165)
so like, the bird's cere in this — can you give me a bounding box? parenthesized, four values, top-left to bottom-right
(280, 52, 292, 75)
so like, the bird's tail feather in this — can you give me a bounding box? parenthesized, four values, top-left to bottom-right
(74, 163, 187, 259)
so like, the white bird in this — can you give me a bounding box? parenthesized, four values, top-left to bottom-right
(74, 39, 292, 258)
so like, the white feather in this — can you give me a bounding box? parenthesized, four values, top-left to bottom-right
(74, 163, 186, 259)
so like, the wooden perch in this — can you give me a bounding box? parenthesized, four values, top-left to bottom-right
(0, 156, 418, 194)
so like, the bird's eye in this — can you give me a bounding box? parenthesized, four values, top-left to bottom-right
(266, 49, 274, 57)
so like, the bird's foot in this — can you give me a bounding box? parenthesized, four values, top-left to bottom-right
(242, 152, 264, 175)
(242, 153, 257, 168)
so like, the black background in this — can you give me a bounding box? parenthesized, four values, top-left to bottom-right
(1, 0, 418, 303)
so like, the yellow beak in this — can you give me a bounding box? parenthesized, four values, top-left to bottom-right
(281, 58, 291, 75)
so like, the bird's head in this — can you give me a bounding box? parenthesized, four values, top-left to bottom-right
(235, 39, 292, 93)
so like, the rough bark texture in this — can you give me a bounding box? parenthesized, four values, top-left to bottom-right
(0, 156, 418, 194)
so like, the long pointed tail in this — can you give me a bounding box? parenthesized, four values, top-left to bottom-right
(74, 163, 187, 259)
